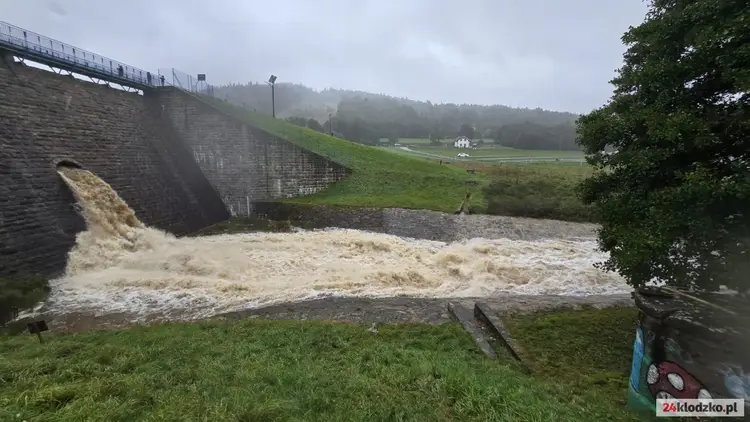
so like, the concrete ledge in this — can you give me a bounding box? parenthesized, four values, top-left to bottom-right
(447, 302, 495, 358)
(474, 302, 532, 372)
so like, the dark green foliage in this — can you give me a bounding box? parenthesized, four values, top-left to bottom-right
(482, 165, 594, 222)
(284, 116, 308, 127)
(306, 118, 324, 133)
(0, 275, 50, 325)
(285, 116, 325, 133)
(492, 122, 577, 151)
(483, 178, 593, 222)
(576, 0, 750, 291)
(458, 123, 475, 139)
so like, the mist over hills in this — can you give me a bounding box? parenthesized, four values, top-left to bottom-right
(214, 82, 582, 150)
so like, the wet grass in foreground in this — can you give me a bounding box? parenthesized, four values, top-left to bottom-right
(0, 320, 643, 421)
(505, 306, 639, 406)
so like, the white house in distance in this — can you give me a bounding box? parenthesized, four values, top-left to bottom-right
(453, 136, 472, 148)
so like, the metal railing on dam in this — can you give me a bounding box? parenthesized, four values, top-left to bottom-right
(0, 21, 216, 96)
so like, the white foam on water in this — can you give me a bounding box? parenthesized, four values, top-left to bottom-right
(51, 167, 630, 320)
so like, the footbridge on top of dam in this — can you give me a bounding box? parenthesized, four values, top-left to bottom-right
(0, 21, 214, 95)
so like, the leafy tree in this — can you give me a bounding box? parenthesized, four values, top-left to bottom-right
(286, 116, 327, 133)
(306, 118, 325, 132)
(490, 127, 503, 144)
(458, 124, 475, 139)
(576, 0, 750, 292)
(429, 132, 441, 145)
(493, 122, 577, 150)
(285, 116, 308, 127)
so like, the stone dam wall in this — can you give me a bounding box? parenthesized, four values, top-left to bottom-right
(0, 63, 345, 278)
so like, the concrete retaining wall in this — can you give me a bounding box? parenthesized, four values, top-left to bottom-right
(156, 89, 348, 217)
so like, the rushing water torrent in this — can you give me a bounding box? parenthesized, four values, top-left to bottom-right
(51, 167, 630, 321)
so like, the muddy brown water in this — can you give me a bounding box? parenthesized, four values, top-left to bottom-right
(20, 168, 634, 333)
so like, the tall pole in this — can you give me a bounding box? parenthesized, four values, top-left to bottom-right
(268, 75, 278, 118)
(329, 113, 332, 135)
(271, 83, 276, 118)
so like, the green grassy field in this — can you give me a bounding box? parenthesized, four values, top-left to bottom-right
(404, 145, 585, 159)
(0, 317, 643, 421)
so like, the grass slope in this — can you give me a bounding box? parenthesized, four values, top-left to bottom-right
(505, 306, 639, 405)
(204, 97, 483, 213)
(479, 164, 594, 221)
(0, 320, 641, 421)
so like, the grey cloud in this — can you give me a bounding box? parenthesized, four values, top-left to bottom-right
(3, 0, 649, 113)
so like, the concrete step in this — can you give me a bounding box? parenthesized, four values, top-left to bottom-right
(474, 302, 532, 372)
(447, 301, 533, 373)
(447, 301, 496, 358)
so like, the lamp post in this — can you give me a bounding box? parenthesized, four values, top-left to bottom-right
(267, 74, 277, 118)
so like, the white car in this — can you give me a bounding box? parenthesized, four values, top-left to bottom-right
(456, 153, 470, 158)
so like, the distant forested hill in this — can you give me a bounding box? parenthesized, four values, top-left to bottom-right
(214, 82, 581, 150)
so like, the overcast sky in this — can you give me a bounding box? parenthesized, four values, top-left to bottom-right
(3, 0, 649, 113)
